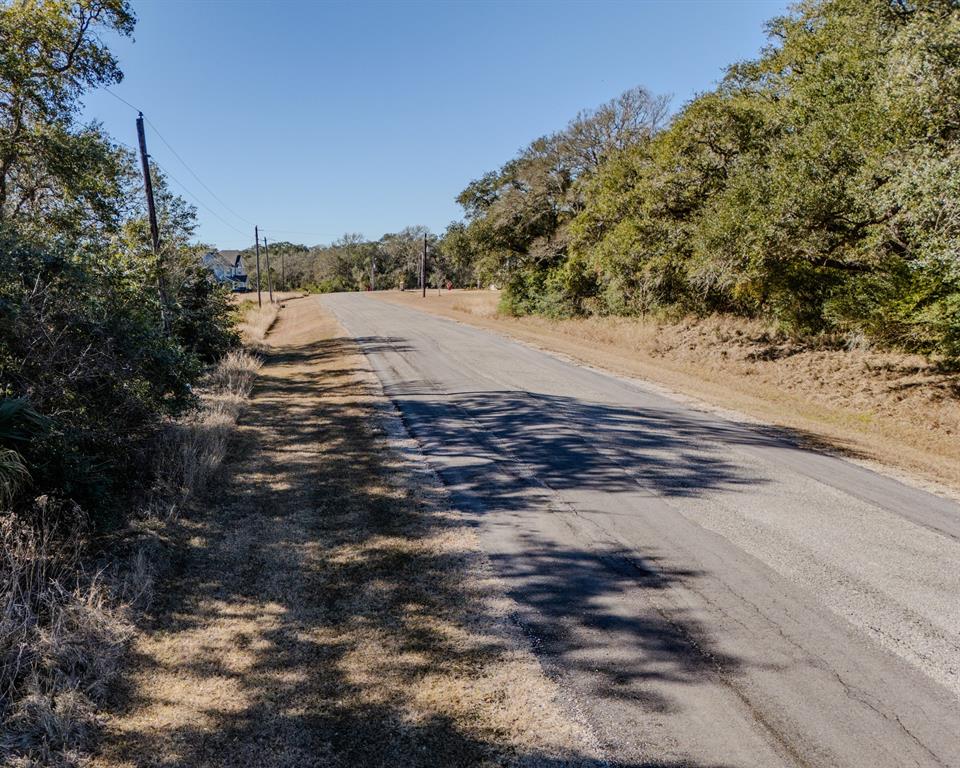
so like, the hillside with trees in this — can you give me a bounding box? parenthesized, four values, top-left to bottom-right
(450, 0, 960, 358)
(256, 1, 958, 360)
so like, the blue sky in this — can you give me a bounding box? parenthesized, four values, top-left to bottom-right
(82, 0, 788, 250)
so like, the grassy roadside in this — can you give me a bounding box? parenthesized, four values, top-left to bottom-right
(234, 291, 307, 346)
(1, 327, 263, 767)
(90, 295, 600, 768)
(373, 290, 960, 496)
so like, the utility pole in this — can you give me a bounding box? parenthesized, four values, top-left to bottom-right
(281, 250, 286, 292)
(136, 113, 169, 333)
(421, 233, 427, 298)
(370, 252, 376, 291)
(264, 236, 274, 303)
(254, 226, 262, 307)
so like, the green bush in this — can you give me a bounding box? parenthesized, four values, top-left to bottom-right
(173, 266, 241, 363)
(0, 232, 237, 529)
(453, 0, 960, 360)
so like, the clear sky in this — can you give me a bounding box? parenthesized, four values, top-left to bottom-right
(82, 0, 788, 250)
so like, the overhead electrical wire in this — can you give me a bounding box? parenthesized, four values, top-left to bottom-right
(143, 115, 254, 227)
(101, 86, 142, 113)
(104, 87, 253, 235)
(151, 159, 250, 238)
(101, 87, 335, 244)
(259, 227, 344, 239)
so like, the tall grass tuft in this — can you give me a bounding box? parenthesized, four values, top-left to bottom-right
(0, 502, 131, 766)
(0, 349, 262, 766)
(151, 349, 261, 507)
(237, 301, 280, 348)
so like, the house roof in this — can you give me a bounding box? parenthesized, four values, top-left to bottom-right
(203, 250, 243, 269)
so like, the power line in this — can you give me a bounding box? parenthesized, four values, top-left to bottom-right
(116, 142, 251, 242)
(112, 137, 138, 154)
(152, 159, 249, 238)
(103, 88, 326, 245)
(143, 115, 254, 226)
(102, 86, 141, 113)
(103, 87, 254, 228)
(259, 227, 343, 239)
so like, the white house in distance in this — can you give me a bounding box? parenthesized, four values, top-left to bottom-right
(201, 250, 248, 291)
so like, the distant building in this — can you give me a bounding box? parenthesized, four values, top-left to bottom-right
(201, 250, 248, 291)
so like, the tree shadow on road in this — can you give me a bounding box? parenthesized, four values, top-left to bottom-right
(390, 387, 774, 501)
(95, 333, 755, 768)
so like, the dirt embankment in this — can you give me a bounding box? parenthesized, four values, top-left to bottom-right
(374, 290, 960, 496)
(93, 296, 601, 768)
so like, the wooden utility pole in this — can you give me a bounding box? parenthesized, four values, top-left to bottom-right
(136, 113, 169, 333)
(254, 225, 262, 307)
(136, 115, 160, 253)
(370, 252, 376, 291)
(281, 250, 286, 292)
(421, 233, 427, 298)
(264, 236, 274, 303)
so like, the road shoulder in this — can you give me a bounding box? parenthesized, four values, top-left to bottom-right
(92, 296, 603, 767)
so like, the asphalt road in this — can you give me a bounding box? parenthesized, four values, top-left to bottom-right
(320, 292, 960, 768)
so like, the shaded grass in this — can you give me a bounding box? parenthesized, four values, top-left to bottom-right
(150, 350, 261, 508)
(91, 299, 603, 768)
(0, 350, 262, 767)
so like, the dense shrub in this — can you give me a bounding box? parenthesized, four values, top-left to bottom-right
(173, 265, 242, 363)
(0, 232, 238, 530)
(450, 0, 960, 358)
(0, 0, 240, 524)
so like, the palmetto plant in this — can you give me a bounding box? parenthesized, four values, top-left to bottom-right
(0, 449, 28, 508)
(0, 398, 48, 508)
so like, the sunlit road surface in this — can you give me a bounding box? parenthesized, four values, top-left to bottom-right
(321, 292, 960, 768)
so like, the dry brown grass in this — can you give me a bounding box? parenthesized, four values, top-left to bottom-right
(150, 350, 261, 508)
(232, 290, 306, 305)
(235, 293, 309, 347)
(0, 349, 263, 767)
(375, 290, 960, 494)
(0, 503, 132, 767)
(91, 296, 601, 768)
(236, 301, 279, 346)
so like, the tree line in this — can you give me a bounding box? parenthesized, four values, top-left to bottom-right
(278, 0, 958, 359)
(239, 226, 477, 294)
(458, 0, 960, 357)
(0, 0, 238, 527)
